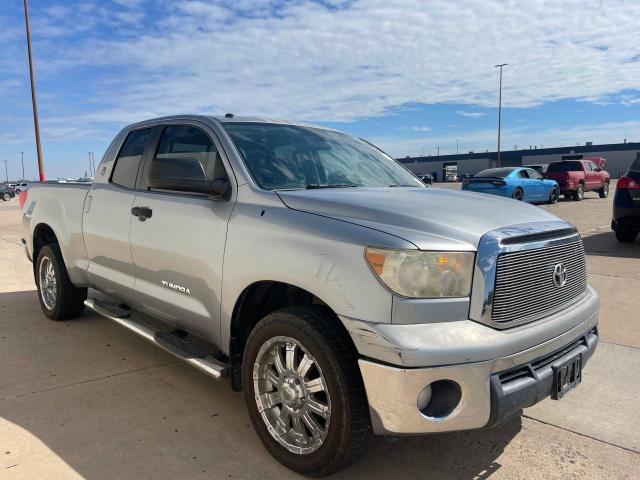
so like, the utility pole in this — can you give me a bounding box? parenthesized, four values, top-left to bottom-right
(19, 151, 25, 180)
(3, 161, 8, 182)
(437, 146, 440, 156)
(495, 63, 507, 168)
(23, 0, 45, 182)
(456, 139, 459, 156)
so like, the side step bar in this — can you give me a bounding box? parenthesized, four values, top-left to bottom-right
(84, 299, 229, 378)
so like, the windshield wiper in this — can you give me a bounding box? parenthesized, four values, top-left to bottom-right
(305, 184, 357, 189)
(389, 184, 420, 187)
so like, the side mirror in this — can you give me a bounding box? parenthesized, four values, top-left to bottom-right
(148, 176, 229, 198)
(595, 167, 602, 172)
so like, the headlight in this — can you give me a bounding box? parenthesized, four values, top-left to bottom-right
(365, 247, 474, 298)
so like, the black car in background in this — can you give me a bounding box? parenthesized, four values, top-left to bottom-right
(1, 184, 16, 201)
(612, 154, 640, 243)
(418, 173, 433, 185)
(459, 173, 473, 181)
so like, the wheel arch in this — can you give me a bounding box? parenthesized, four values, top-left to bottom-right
(32, 223, 60, 270)
(228, 280, 355, 391)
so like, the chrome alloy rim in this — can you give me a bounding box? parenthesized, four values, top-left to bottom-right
(603, 184, 609, 196)
(253, 336, 331, 454)
(551, 189, 559, 203)
(39, 256, 57, 310)
(2, 193, 9, 201)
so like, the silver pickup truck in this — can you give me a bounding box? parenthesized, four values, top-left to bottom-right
(22, 115, 599, 476)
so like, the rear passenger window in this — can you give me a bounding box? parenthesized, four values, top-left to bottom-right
(518, 170, 530, 179)
(149, 126, 227, 183)
(111, 129, 152, 189)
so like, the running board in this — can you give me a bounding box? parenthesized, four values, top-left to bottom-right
(84, 299, 229, 378)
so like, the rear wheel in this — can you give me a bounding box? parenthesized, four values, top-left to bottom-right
(572, 183, 584, 201)
(547, 187, 560, 204)
(2, 193, 9, 201)
(35, 244, 87, 320)
(615, 229, 637, 243)
(598, 181, 609, 198)
(512, 188, 524, 201)
(243, 305, 372, 476)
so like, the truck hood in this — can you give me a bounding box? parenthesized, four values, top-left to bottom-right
(277, 187, 562, 250)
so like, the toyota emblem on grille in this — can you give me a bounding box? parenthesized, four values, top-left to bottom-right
(553, 263, 568, 287)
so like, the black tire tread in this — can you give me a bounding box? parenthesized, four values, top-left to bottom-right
(36, 243, 87, 320)
(598, 181, 610, 198)
(615, 229, 637, 243)
(242, 305, 372, 477)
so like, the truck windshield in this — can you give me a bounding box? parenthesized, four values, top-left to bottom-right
(547, 162, 582, 172)
(223, 122, 423, 190)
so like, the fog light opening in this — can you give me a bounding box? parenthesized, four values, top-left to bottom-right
(417, 380, 462, 419)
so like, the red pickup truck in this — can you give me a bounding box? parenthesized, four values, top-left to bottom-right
(545, 158, 610, 201)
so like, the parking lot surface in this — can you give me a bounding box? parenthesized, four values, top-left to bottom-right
(1, 182, 638, 479)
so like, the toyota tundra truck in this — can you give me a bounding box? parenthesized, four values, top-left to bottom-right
(21, 115, 599, 476)
(545, 158, 610, 201)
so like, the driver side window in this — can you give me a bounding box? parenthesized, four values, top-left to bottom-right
(149, 126, 228, 183)
(518, 170, 530, 179)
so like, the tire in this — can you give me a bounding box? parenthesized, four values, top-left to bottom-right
(615, 229, 637, 243)
(242, 305, 372, 476)
(2, 193, 9, 201)
(572, 183, 584, 201)
(547, 187, 560, 204)
(35, 243, 87, 320)
(598, 181, 609, 198)
(564, 193, 572, 200)
(511, 188, 524, 201)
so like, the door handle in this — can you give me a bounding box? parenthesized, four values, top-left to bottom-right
(131, 206, 152, 220)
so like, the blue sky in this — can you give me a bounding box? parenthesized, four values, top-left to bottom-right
(1, 0, 640, 180)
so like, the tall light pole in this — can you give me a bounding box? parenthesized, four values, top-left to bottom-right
(23, 0, 45, 182)
(495, 63, 507, 168)
(456, 139, 459, 156)
(3, 161, 8, 182)
(19, 151, 25, 180)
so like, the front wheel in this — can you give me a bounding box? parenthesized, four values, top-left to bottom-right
(242, 306, 372, 476)
(2, 193, 9, 201)
(573, 183, 584, 201)
(547, 187, 560, 204)
(615, 229, 637, 243)
(35, 244, 87, 320)
(598, 182, 609, 198)
(512, 188, 524, 201)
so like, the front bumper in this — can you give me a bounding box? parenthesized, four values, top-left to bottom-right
(347, 287, 599, 435)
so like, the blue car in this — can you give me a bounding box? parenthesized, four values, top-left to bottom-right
(462, 167, 560, 204)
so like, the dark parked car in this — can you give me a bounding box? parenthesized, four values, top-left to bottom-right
(1, 184, 16, 201)
(459, 173, 473, 181)
(418, 173, 433, 185)
(525, 164, 548, 174)
(612, 155, 640, 243)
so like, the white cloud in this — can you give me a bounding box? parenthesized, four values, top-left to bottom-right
(9, 0, 639, 126)
(411, 126, 432, 132)
(455, 111, 486, 118)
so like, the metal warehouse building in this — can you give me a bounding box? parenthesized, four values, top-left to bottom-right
(398, 141, 640, 181)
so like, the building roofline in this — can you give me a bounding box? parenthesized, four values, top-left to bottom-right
(398, 141, 640, 164)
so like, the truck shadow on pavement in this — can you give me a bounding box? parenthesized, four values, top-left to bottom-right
(582, 231, 640, 258)
(0, 289, 520, 479)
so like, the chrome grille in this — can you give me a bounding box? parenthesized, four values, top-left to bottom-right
(491, 238, 587, 324)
